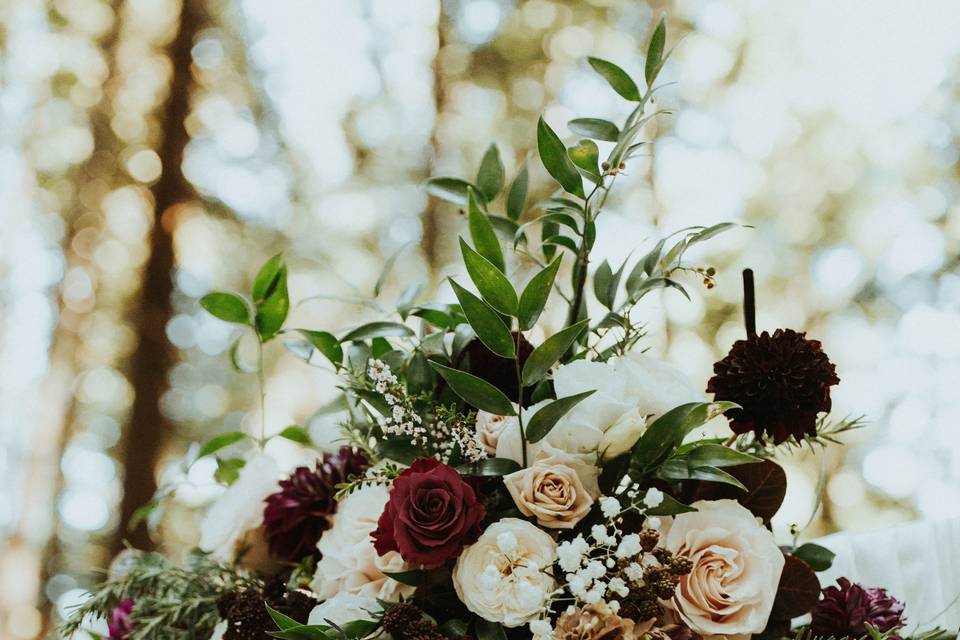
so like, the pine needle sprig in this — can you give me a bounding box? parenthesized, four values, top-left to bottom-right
(59, 551, 259, 640)
(736, 414, 867, 457)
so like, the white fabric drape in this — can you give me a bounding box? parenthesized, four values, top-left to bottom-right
(815, 518, 960, 632)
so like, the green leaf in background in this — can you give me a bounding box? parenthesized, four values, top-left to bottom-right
(688, 222, 739, 246)
(449, 279, 515, 358)
(254, 255, 289, 340)
(406, 351, 434, 394)
(521, 319, 589, 386)
(526, 390, 595, 443)
(376, 438, 422, 465)
(475, 619, 507, 640)
(276, 425, 311, 445)
(396, 282, 423, 318)
(430, 362, 516, 415)
(467, 188, 505, 272)
(200, 292, 250, 324)
(626, 275, 690, 302)
(645, 16, 667, 86)
(346, 342, 371, 376)
(340, 321, 415, 342)
(791, 542, 836, 572)
(439, 620, 470, 638)
(294, 329, 343, 367)
(541, 234, 579, 255)
(253, 254, 284, 303)
(457, 457, 522, 476)
(459, 238, 518, 315)
(374, 242, 410, 297)
(382, 569, 425, 586)
(568, 139, 601, 182)
(214, 457, 246, 485)
(505, 162, 529, 221)
(198, 431, 249, 458)
(587, 56, 641, 101)
(684, 443, 761, 468)
(594, 260, 614, 309)
(537, 116, 585, 198)
(640, 238, 666, 276)
(266, 604, 301, 631)
(645, 493, 697, 516)
(568, 117, 620, 142)
(518, 256, 561, 330)
(425, 176, 482, 207)
(476, 143, 505, 202)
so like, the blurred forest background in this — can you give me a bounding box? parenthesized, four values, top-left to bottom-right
(1, 0, 959, 637)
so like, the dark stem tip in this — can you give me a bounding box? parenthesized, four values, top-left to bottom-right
(742, 268, 756, 337)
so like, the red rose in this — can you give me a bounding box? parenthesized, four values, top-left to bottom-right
(372, 458, 485, 568)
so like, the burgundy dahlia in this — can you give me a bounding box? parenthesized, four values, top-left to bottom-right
(707, 328, 839, 444)
(811, 578, 905, 638)
(262, 447, 368, 561)
(456, 332, 535, 406)
(107, 599, 135, 640)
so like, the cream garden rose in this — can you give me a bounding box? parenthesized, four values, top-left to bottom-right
(453, 518, 558, 627)
(475, 409, 514, 455)
(503, 455, 595, 528)
(310, 484, 415, 602)
(660, 500, 785, 640)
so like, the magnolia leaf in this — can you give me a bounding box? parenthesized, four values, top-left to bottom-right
(506, 163, 529, 221)
(430, 362, 516, 415)
(449, 279, 515, 359)
(521, 320, 589, 386)
(382, 569, 425, 587)
(200, 292, 250, 324)
(476, 143, 505, 202)
(770, 556, 821, 620)
(537, 116, 585, 198)
(518, 256, 561, 330)
(568, 117, 620, 142)
(684, 444, 761, 468)
(467, 188, 505, 272)
(526, 391, 595, 443)
(690, 459, 788, 522)
(588, 56, 641, 101)
(459, 238, 518, 316)
(645, 493, 697, 516)
(791, 542, 836, 572)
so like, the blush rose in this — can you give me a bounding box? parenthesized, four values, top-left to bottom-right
(372, 458, 485, 568)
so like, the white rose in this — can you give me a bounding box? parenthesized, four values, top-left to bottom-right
(547, 356, 700, 460)
(308, 593, 381, 627)
(199, 453, 280, 560)
(310, 484, 415, 602)
(452, 518, 557, 627)
(660, 500, 785, 640)
(475, 410, 515, 455)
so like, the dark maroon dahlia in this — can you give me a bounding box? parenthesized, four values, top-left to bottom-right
(811, 577, 905, 639)
(706, 328, 839, 444)
(455, 332, 535, 406)
(262, 447, 368, 561)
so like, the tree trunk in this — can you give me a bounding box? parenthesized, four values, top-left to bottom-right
(114, 0, 202, 554)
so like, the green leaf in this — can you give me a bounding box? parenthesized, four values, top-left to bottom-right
(568, 117, 620, 142)
(425, 176, 482, 207)
(459, 238, 518, 315)
(792, 542, 836, 572)
(340, 321, 415, 342)
(396, 282, 423, 318)
(640, 238, 666, 276)
(254, 257, 289, 340)
(198, 431, 249, 458)
(406, 351, 434, 394)
(594, 260, 614, 308)
(449, 279, 515, 358)
(537, 116, 585, 198)
(382, 569, 425, 586)
(645, 493, 697, 516)
(684, 443, 760, 468)
(253, 254, 284, 303)
(506, 163, 529, 221)
(526, 390, 596, 443)
(467, 188, 505, 272)
(200, 292, 250, 324)
(475, 619, 507, 640)
(588, 56, 641, 101)
(685, 466, 748, 491)
(457, 457, 522, 476)
(518, 256, 561, 330)
(430, 362, 516, 415)
(295, 330, 343, 367)
(514, 212, 579, 248)
(214, 457, 246, 485)
(476, 143, 505, 201)
(645, 16, 667, 86)
(266, 604, 301, 631)
(627, 276, 690, 302)
(568, 139, 600, 182)
(521, 319, 589, 386)
(374, 242, 410, 297)
(688, 222, 739, 245)
(439, 620, 470, 638)
(542, 234, 579, 254)
(376, 438, 422, 465)
(277, 425, 311, 445)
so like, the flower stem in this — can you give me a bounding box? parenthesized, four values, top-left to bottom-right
(514, 332, 528, 468)
(742, 268, 756, 337)
(256, 335, 267, 446)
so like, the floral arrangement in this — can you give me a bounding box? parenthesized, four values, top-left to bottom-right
(63, 17, 955, 640)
